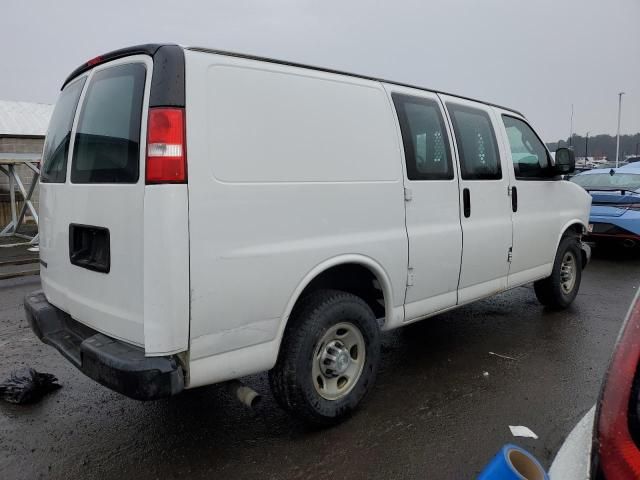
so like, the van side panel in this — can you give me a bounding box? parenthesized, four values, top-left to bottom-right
(184, 50, 407, 376)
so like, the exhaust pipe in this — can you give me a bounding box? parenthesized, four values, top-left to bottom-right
(623, 239, 637, 249)
(225, 380, 261, 409)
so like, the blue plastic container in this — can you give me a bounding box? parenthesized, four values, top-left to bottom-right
(477, 444, 549, 480)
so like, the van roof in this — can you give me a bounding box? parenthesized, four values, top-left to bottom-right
(63, 43, 525, 118)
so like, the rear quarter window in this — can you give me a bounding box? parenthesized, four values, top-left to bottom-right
(71, 63, 146, 183)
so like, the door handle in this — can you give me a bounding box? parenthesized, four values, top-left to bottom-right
(463, 188, 471, 218)
(511, 186, 518, 212)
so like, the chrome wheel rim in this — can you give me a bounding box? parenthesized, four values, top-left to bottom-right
(312, 322, 366, 401)
(560, 251, 577, 294)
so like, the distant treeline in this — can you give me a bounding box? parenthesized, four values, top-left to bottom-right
(546, 133, 640, 160)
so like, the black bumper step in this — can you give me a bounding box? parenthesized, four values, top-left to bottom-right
(24, 290, 184, 400)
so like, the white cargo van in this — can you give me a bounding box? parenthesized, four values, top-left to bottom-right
(26, 44, 591, 425)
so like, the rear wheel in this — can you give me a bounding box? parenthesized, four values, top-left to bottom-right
(269, 289, 380, 426)
(534, 235, 582, 309)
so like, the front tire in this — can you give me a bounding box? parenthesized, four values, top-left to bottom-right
(534, 235, 582, 309)
(269, 289, 381, 426)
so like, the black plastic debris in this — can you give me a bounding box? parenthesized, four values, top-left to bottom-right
(0, 368, 61, 404)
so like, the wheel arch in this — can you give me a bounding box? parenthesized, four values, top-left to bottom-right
(275, 255, 395, 350)
(557, 220, 588, 267)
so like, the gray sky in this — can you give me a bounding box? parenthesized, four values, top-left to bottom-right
(3, 0, 639, 141)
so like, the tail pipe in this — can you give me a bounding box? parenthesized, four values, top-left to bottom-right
(225, 380, 261, 409)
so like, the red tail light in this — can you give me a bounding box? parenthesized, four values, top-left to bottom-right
(146, 107, 187, 184)
(596, 292, 640, 478)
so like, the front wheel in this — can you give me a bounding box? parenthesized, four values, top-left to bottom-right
(534, 235, 582, 309)
(269, 289, 381, 426)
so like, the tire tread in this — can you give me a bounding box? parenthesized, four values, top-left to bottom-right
(269, 289, 379, 426)
(534, 235, 582, 310)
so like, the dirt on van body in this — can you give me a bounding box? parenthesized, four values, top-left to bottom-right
(1, 247, 639, 479)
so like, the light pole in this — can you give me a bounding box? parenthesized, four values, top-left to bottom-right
(585, 132, 589, 166)
(616, 92, 625, 167)
(569, 104, 574, 148)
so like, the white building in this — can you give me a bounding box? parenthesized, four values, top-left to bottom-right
(0, 100, 53, 225)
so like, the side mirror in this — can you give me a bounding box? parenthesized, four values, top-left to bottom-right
(553, 147, 575, 175)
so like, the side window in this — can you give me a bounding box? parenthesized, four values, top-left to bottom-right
(446, 103, 501, 180)
(502, 115, 550, 178)
(392, 93, 453, 180)
(41, 77, 86, 183)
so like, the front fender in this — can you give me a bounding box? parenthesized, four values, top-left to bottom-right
(555, 220, 589, 270)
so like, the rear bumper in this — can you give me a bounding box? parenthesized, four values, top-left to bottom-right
(24, 290, 184, 400)
(587, 215, 640, 240)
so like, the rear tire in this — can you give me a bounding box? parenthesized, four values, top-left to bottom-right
(269, 289, 381, 426)
(534, 235, 582, 310)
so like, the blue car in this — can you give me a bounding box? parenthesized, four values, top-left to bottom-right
(571, 167, 640, 247)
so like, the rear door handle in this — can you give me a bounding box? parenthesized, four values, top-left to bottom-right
(463, 188, 471, 218)
(511, 186, 518, 212)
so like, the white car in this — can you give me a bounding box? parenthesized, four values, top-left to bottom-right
(25, 44, 591, 425)
(550, 291, 640, 479)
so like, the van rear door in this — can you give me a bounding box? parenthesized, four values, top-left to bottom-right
(41, 49, 190, 356)
(40, 56, 150, 347)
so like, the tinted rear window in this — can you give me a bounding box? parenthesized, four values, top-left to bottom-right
(41, 78, 86, 183)
(446, 103, 501, 180)
(392, 93, 454, 181)
(71, 63, 146, 183)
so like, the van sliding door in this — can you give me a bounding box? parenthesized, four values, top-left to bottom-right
(388, 87, 463, 321)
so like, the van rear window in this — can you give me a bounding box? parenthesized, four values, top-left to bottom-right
(71, 63, 146, 183)
(41, 78, 86, 183)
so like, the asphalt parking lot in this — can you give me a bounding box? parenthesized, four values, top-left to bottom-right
(1, 246, 639, 480)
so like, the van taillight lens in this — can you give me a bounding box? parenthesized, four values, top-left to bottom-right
(146, 107, 186, 184)
(595, 294, 640, 478)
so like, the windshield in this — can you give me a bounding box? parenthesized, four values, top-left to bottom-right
(571, 172, 640, 191)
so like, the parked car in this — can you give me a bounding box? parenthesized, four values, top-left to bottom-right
(549, 291, 640, 479)
(563, 166, 591, 181)
(25, 44, 591, 425)
(571, 168, 640, 247)
(620, 162, 640, 171)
